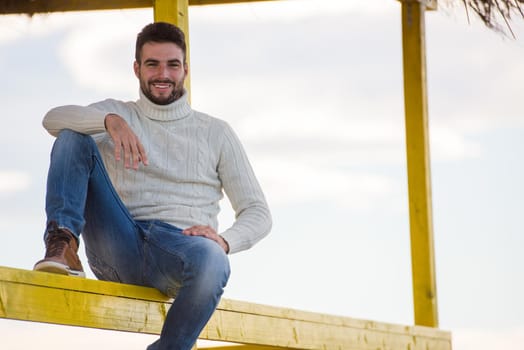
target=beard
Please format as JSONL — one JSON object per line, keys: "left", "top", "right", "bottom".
{"left": 139, "top": 78, "right": 185, "bottom": 105}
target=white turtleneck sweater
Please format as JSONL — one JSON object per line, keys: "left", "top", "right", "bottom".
{"left": 42, "top": 90, "right": 271, "bottom": 254}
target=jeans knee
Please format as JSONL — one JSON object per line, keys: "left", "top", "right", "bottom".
{"left": 57, "top": 128, "right": 85, "bottom": 140}
{"left": 187, "top": 239, "right": 230, "bottom": 290}
{"left": 52, "top": 129, "right": 97, "bottom": 160}
{"left": 146, "top": 235, "right": 231, "bottom": 299}
{"left": 55, "top": 129, "right": 94, "bottom": 149}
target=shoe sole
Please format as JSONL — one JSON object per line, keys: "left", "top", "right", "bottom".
{"left": 34, "top": 261, "right": 86, "bottom": 278}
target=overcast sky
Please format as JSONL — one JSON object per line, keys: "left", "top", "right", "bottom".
{"left": 1, "top": 0, "right": 523, "bottom": 349}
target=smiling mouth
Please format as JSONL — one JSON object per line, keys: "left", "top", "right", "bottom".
{"left": 152, "top": 82, "right": 173, "bottom": 89}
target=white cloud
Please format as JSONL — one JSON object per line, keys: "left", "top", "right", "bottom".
{"left": 0, "top": 171, "right": 31, "bottom": 194}
{"left": 0, "top": 10, "right": 150, "bottom": 97}
{"left": 57, "top": 10, "right": 149, "bottom": 96}
{"left": 255, "top": 157, "right": 394, "bottom": 209}
{"left": 0, "top": 14, "right": 72, "bottom": 45}
{"left": 430, "top": 125, "right": 482, "bottom": 161}
{"left": 190, "top": 0, "right": 396, "bottom": 22}
{"left": 9, "top": 1, "right": 514, "bottom": 168}
{"left": 427, "top": 7, "right": 524, "bottom": 134}
{"left": 193, "top": 76, "right": 407, "bottom": 166}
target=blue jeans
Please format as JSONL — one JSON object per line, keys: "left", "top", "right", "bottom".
{"left": 45, "top": 129, "right": 230, "bottom": 350}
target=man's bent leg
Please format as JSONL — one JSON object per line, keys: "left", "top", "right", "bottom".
{"left": 82, "top": 168, "right": 145, "bottom": 285}
{"left": 142, "top": 222, "right": 230, "bottom": 350}
{"left": 36, "top": 129, "right": 143, "bottom": 283}
{"left": 44, "top": 129, "right": 96, "bottom": 238}
{"left": 35, "top": 129, "right": 96, "bottom": 276}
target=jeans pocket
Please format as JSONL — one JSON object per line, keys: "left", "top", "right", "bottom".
{"left": 87, "top": 252, "right": 121, "bottom": 282}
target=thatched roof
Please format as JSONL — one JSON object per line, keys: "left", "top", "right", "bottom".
{"left": 462, "top": 0, "right": 524, "bottom": 37}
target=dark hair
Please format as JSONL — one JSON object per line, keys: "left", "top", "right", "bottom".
{"left": 135, "top": 22, "right": 187, "bottom": 63}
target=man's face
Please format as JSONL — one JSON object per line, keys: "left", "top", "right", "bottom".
{"left": 134, "top": 42, "right": 188, "bottom": 105}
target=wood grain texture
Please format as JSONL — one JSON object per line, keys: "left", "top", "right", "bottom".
{"left": 0, "top": 266, "right": 451, "bottom": 349}
{"left": 0, "top": 0, "right": 279, "bottom": 15}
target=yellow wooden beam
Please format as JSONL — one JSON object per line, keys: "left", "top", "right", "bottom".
{"left": 0, "top": 0, "right": 279, "bottom": 15}
{"left": 400, "top": 0, "right": 439, "bottom": 327}
{"left": 395, "top": 0, "right": 438, "bottom": 11}
{"left": 153, "top": 0, "right": 191, "bottom": 97}
{"left": 154, "top": 0, "right": 188, "bottom": 30}
{"left": 0, "top": 266, "right": 451, "bottom": 350}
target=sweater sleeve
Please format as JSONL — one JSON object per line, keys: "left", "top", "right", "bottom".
{"left": 217, "top": 122, "right": 272, "bottom": 254}
{"left": 42, "top": 99, "right": 126, "bottom": 137}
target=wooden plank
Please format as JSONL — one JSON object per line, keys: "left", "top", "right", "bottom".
{"left": 0, "top": 266, "right": 451, "bottom": 350}
{"left": 0, "top": 0, "right": 278, "bottom": 15}
{"left": 0, "top": 266, "right": 169, "bottom": 333}
{"left": 400, "top": 0, "right": 439, "bottom": 327}
{"left": 154, "top": 0, "right": 189, "bottom": 29}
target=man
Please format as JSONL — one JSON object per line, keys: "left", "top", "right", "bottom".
{"left": 33, "top": 22, "right": 272, "bottom": 350}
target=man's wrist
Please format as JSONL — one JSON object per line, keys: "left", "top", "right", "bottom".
{"left": 104, "top": 113, "right": 120, "bottom": 130}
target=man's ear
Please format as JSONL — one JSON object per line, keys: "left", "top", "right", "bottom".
{"left": 133, "top": 61, "right": 140, "bottom": 78}
{"left": 184, "top": 62, "right": 189, "bottom": 76}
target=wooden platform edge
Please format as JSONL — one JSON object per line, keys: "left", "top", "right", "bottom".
{"left": 0, "top": 266, "right": 452, "bottom": 350}
{"left": 0, "top": 0, "right": 279, "bottom": 15}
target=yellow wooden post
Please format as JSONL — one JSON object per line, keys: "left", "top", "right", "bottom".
{"left": 400, "top": 0, "right": 439, "bottom": 327}
{"left": 153, "top": 0, "right": 191, "bottom": 97}
{"left": 153, "top": 0, "right": 192, "bottom": 344}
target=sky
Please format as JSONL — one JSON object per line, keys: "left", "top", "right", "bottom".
{"left": 0, "top": 0, "right": 523, "bottom": 349}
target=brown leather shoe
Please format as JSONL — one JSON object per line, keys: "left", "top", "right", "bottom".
{"left": 34, "top": 226, "right": 85, "bottom": 278}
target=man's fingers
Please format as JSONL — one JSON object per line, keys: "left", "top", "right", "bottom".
{"left": 114, "top": 136, "right": 146, "bottom": 170}
{"left": 182, "top": 225, "right": 228, "bottom": 253}
{"left": 137, "top": 141, "right": 149, "bottom": 166}
{"left": 105, "top": 113, "right": 148, "bottom": 169}
{"left": 131, "top": 139, "right": 147, "bottom": 169}
{"left": 122, "top": 140, "right": 132, "bottom": 168}
{"left": 113, "top": 136, "right": 122, "bottom": 161}
{"left": 183, "top": 225, "right": 216, "bottom": 238}
{"left": 129, "top": 140, "right": 140, "bottom": 170}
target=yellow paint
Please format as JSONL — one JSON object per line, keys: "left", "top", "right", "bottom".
{"left": 1, "top": 266, "right": 451, "bottom": 349}
{"left": 400, "top": 0, "right": 439, "bottom": 327}
{"left": 154, "top": 0, "right": 189, "bottom": 32}
{"left": 0, "top": 0, "right": 278, "bottom": 15}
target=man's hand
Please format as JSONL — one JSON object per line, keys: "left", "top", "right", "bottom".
{"left": 182, "top": 225, "right": 230, "bottom": 253}
{"left": 105, "top": 114, "right": 148, "bottom": 170}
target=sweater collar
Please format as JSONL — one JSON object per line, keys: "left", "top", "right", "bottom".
{"left": 136, "top": 89, "right": 192, "bottom": 121}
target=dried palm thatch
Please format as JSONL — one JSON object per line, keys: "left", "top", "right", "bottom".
{"left": 462, "top": 0, "right": 524, "bottom": 37}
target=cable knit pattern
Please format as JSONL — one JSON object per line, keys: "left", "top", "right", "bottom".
{"left": 42, "top": 90, "right": 272, "bottom": 254}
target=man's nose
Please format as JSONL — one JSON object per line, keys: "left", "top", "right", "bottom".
{"left": 158, "top": 64, "right": 169, "bottom": 78}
